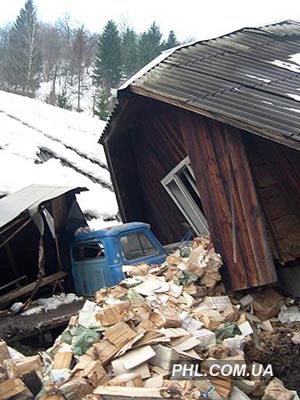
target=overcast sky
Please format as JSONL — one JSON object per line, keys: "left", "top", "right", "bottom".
{"left": 1, "top": 0, "right": 300, "bottom": 41}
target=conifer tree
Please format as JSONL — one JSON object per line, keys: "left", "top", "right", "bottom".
{"left": 72, "top": 26, "right": 88, "bottom": 111}
{"left": 137, "top": 22, "right": 162, "bottom": 68}
{"left": 94, "top": 87, "right": 111, "bottom": 120}
{"left": 163, "top": 30, "right": 179, "bottom": 50}
{"left": 4, "top": 0, "right": 42, "bottom": 96}
{"left": 93, "top": 20, "right": 121, "bottom": 89}
{"left": 121, "top": 28, "right": 138, "bottom": 79}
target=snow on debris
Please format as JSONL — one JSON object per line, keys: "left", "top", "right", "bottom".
{"left": 287, "top": 93, "right": 300, "bottom": 102}
{"left": 16, "top": 293, "right": 83, "bottom": 316}
{"left": 284, "top": 107, "right": 300, "bottom": 114}
{"left": 289, "top": 52, "right": 300, "bottom": 66}
{"left": 0, "top": 90, "right": 119, "bottom": 227}
{"left": 271, "top": 59, "right": 300, "bottom": 73}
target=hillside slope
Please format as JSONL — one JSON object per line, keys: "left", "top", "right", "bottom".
{"left": 0, "top": 90, "right": 118, "bottom": 229}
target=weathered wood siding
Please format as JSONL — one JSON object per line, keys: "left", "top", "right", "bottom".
{"left": 131, "top": 102, "right": 189, "bottom": 243}
{"left": 106, "top": 100, "right": 188, "bottom": 244}
{"left": 244, "top": 135, "right": 300, "bottom": 263}
{"left": 178, "top": 111, "right": 277, "bottom": 290}
{"left": 105, "top": 124, "right": 148, "bottom": 224}
{"left": 105, "top": 98, "right": 300, "bottom": 290}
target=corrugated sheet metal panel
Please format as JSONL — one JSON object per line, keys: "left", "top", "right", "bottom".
{"left": 128, "top": 20, "right": 300, "bottom": 146}
{"left": 0, "top": 184, "right": 86, "bottom": 229}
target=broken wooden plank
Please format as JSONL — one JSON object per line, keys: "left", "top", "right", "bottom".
{"left": 93, "top": 386, "right": 178, "bottom": 399}
{"left": 107, "top": 373, "right": 143, "bottom": 388}
{"left": 60, "top": 377, "right": 94, "bottom": 400}
{"left": 104, "top": 322, "right": 137, "bottom": 348}
{"left": 0, "top": 341, "right": 10, "bottom": 364}
{"left": 96, "top": 302, "right": 131, "bottom": 326}
{"left": 5, "top": 355, "right": 41, "bottom": 378}
{"left": 93, "top": 340, "right": 118, "bottom": 364}
{"left": 53, "top": 351, "right": 73, "bottom": 370}
{"left": 73, "top": 361, "right": 109, "bottom": 387}
{"left": 0, "top": 378, "right": 32, "bottom": 400}
{"left": 0, "top": 271, "right": 66, "bottom": 309}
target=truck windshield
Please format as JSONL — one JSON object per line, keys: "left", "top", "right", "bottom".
{"left": 72, "top": 241, "right": 105, "bottom": 261}
{"left": 120, "top": 232, "right": 157, "bottom": 261}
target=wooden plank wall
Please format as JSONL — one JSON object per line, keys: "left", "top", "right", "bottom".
{"left": 178, "top": 110, "right": 277, "bottom": 290}
{"left": 106, "top": 96, "right": 292, "bottom": 289}
{"left": 244, "top": 135, "right": 300, "bottom": 263}
{"left": 106, "top": 100, "right": 188, "bottom": 244}
{"left": 131, "top": 101, "right": 189, "bottom": 244}
{"left": 106, "top": 127, "right": 149, "bottom": 223}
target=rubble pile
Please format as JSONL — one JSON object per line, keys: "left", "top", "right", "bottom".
{"left": 1, "top": 237, "right": 300, "bottom": 399}
{"left": 0, "top": 340, "right": 44, "bottom": 399}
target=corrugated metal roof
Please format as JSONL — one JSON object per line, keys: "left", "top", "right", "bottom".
{"left": 0, "top": 184, "right": 86, "bottom": 230}
{"left": 102, "top": 20, "right": 300, "bottom": 147}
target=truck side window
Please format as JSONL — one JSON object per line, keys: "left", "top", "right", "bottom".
{"left": 73, "top": 242, "right": 105, "bottom": 261}
{"left": 120, "top": 232, "right": 157, "bottom": 261}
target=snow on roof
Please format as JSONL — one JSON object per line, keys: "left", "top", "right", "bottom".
{"left": 0, "top": 91, "right": 118, "bottom": 226}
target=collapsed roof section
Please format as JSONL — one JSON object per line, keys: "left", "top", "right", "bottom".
{"left": 100, "top": 20, "right": 300, "bottom": 291}
{"left": 102, "top": 20, "right": 300, "bottom": 150}
{"left": 0, "top": 184, "right": 86, "bottom": 233}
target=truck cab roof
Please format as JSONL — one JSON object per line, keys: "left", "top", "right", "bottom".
{"left": 73, "top": 222, "right": 151, "bottom": 242}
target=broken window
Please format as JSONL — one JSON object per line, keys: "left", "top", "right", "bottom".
{"left": 72, "top": 241, "right": 105, "bottom": 261}
{"left": 161, "top": 156, "right": 208, "bottom": 236}
{"left": 120, "top": 232, "right": 157, "bottom": 260}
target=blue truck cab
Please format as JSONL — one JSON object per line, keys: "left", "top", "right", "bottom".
{"left": 70, "top": 222, "right": 167, "bottom": 295}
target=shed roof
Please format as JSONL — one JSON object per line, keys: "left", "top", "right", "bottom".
{"left": 102, "top": 20, "right": 300, "bottom": 149}
{"left": 0, "top": 184, "right": 85, "bottom": 230}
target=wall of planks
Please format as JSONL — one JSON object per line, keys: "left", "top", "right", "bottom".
{"left": 105, "top": 96, "right": 300, "bottom": 290}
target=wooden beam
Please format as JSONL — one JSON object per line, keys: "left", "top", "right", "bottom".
{"left": 0, "top": 218, "right": 31, "bottom": 250}
{"left": 130, "top": 86, "right": 300, "bottom": 152}
{"left": 0, "top": 271, "right": 66, "bottom": 309}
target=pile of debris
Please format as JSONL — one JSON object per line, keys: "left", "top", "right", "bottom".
{"left": 0, "top": 339, "right": 44, "bottom": 399}
{"left": 2, "top": 236, "right": 300, "bottom": 399}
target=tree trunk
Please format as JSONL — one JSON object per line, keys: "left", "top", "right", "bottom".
{"left": 77, "top": 68, "right": 81, "bottom": 111}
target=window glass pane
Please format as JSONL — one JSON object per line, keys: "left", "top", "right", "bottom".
{"left": 73, "top": 242, "right": 105, "bottom": 261}
{"left": 120, "top": 234, "right": 143, "bottom": 260}
{"left": 179, "top": 169, "right": 205, "bottom": 214}
{"left": 161, "top": 156, "right": 208, "bottom": 236}
{"left": 139, "top": 233, "right": 157, "bottom": 256}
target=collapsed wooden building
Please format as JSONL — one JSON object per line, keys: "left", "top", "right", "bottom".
{"left": 0, "top": 185, "right": 86, "bottom": 309}
{"left": 101, "top": 20, "right": 300, "bottom": 291}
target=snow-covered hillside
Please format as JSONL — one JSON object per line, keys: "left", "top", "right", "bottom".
{"left": 36, "top": 75, "right": 96, "bottom": 117}
{"left": 0, "top": 90, "right": 118, "bottom": 229}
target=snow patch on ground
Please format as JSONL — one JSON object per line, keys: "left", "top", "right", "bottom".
{"left": 36, "top": 74, "right": 96, "bottom": 117}
{"left": 20, "top": 293, "right": 82, "bottom": 316}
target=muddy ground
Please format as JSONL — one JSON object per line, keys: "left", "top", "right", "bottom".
{"left": 245, "top": 322, "right": 300, "bottom": 393}
{"left": 0, "top": 300, "right": 85, "bottom": 348}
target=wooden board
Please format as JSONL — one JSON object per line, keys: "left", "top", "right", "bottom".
{"left": 93, "top": 386, "right": 177, "bottom": 399}
{"left": 0, "top": 271, "right": 66, "bottom": 309}
{"left": 180, "top": 112, "right": 277, "bottom": 289}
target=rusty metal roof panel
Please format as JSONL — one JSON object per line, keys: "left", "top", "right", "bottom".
{"left": 126, "top": 20, "right": 300, "bottom": 146}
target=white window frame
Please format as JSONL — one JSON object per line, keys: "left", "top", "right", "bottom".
{"left": 161, "top": 156, "right": 208, "bottom": 236}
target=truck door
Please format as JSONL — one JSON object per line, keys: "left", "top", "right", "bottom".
{"left": 71, "top": 239, "right": 111, "bottom": 295}
{"left": 119, "top": 230, "right": 166, "bottom": 265}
